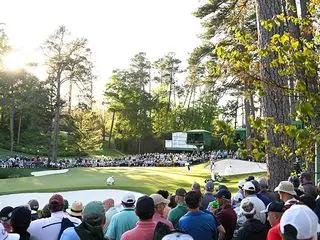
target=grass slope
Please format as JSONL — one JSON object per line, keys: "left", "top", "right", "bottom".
{"left": 0, "top": 163, "right": 266, "bottom": 195}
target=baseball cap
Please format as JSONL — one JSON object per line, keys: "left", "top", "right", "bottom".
{"left": 150, "top": 194, "right": 170, "bottom": 205}
{"left": 216, "top": 185, "right": 228, "bottom": 192}
{"left": 280, "top": 204, "right": 318, "bottom": 239}
{"left": 274, "top": 181, "right": 296, "bottom": 196}
{"left": 233, "top": 193, "right": 243, "bottom": 202}
{"left": 210, "top": 200, "right": 219, "bottom": 208}
{"left": 0, "top": 223, "right": 19, "bottom": 240}
{"left": 214, "top": 189, "right": 231, "bottom": 200}
{"left": 243, "top": 182, "right": 256, "bottom": 192}
{"left": 122, "top": 193, "right": 136, "bottom": 204}
{"left": 28, "top": 199, "right": 39, "bottom": 212}
{"left": 175, "top": 188, "right": 187, "bottom": 197}
{"left": 0, "top": 206, "right": 14, "bottom": 221}
{"left": 83, "top": 201, "right": 105, "bottom": 218}
{"left": 246, "top": 175, "right": 255, "bottom": 181}
{"left": 191, "top": 182, "right": 201, "bottom": 191}
{"left": 162, "top": 232, "right": 194, "bottom": 240}
{"left": 66, "top": 201, "right": 84, "bottom": 217}
{"left": 135, "top": 196, "right": 155, "bottom": 213}
{"left": 205, "top": 181, "right": 214, "bottom": 191}
{"left": 49, "top": 194, "right": 64, "bottom": 205}
{"left": 11, "top": 206, "right": 31, "bottom": 229}
{"left": 261, "top": 201, "right": 284, "bottom": 213}
{"left": 238, "top": 180, "right": 245, "bottom": 188}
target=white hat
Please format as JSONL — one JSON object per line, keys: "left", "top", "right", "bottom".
{"left": 162, "top": 232, "right": 194, "bottom": 240}
{"left": 233, "top": 193, "right": 243, "bottom": 202}
{"left": 150, "top": 194, "right": 170, "bottom": 205}
{"left": 0, "top": 223, "right": 19, "bottom": 240}
{"left": 274, "top": 181, "right": 296, "bottom": 196}
{"left": 243, "top": 182, "right": 256, "bottom": 191}
{"left": 238, "top": 180, "right": 245, "bottom": 188}
{"left": 121, "top": 193, "right": 136, "bottom": 204}
{"left": 280, "top": 205, "right": 318, "bottom": 239}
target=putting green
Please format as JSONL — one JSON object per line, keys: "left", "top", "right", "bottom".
{"left": 0, "top": 163, "right": 266, "bottom": 195}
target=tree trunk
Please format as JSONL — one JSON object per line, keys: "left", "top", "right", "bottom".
{"left": 52, "top": 72, "right": 62, "bottom": 162}
{"left": 17, "top": 114, "right": 22, "bottom": 145}
{"left": 68, "top": 79, "right": 72, "bottom": 115}
{"left": 9, "top": 96, "right": 14, "bottom": 154}
{"left": 256, "top": 0, "right": 292, "bottom": 189}
{"left": 165, "top": 69, "right": 173, "bottom": 132}
{"left": 108, "top": 111, "right": 115, "bottom": 148}
{"left": 244, "top": 80, "right": 252, "bottom": 151}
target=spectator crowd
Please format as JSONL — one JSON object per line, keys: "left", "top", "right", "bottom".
{"left": 0, "top": 171, "right": 320, "bottom": 240}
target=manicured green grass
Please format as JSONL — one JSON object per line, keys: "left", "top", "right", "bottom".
{"left": 0, "top": 162, "right": 266, "bottom": 195}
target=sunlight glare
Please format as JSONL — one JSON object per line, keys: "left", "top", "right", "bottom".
{"left": 2, "top": 52, "right": 25, "bottom": 70}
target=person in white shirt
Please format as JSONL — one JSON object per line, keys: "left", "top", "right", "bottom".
{"left": 240, "top": 182, "right": 266, "bottom": 224}
{"left": 28, "top": 194, "right": 81, "bottom": 240}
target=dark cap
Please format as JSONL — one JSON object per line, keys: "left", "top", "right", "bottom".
{"left": 11, "top": 206, "right": 31, "bottom": 229}
{"left": 0, "top": 206, "right": 14, "bottom": 221}
{"left": 175, "top": 188, "right": 187, "bottom": 197}
{"left": 214, "top": 189, "right": 231, "bottom": 200}
{"left": 49, "top": 194, "right": 64, "bottom": 205}
{"left": 28, "top": 199, "right": 39, "bottom": 211}
{"left": 216, "top": 185, "right": 228, "bottom": 192}
{"left": 136, "top": 196, "right": 155, "bottom": 214}
{"left": 205, "top": 181, "right": 214, "bottom": 191}
{"left": 246, "top": 175, "right": 255, "bottom": 181}
{"left": 261, "top": 201, "right": 284, "bottom": 213}
{"left": 300, "top": 172, "right": 312, "bottom": 181}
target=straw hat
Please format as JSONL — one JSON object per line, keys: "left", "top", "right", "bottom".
{"left": 66, "top": 201, "right": 83, "bottom": 217}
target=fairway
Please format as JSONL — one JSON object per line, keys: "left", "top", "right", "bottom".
{"left": 0, "top": 163, "right": 266, "bottom": 195}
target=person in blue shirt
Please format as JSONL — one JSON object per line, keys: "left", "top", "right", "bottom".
{"left": 179, "top": 191, "right": 217, "bottom": 240}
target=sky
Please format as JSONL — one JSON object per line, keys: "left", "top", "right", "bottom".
{"left": 0, "top": 0, "right": 203, "bottom": 103}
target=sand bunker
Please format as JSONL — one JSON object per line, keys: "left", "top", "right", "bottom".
{"left": 31, "top": 169, "right": 69, "bottom": 177}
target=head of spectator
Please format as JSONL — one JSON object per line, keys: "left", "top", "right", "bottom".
{"left": 162, "top": 232, "right": 194, "bottom": 240}
{"left": 274, "top": 181, "right": 296, "bottom": 202}
{"left": 185, "top": 191, "right": 201, "bottom": 210}
{"left": 215, "top": 184, "right": 228, "bottom": 192}
{"left": 66, "top": 201, "right": 83, "bottom": 219}
{"left": 40, "top": 204, "right": 51, "bottom": 218}
{"left": 48, "top": 194, "right": 64, "bottom": 213}
{"left": 0, "top": 223, "right": 19, "bottom": 240}
{"left": 251, "top": 180, "right": 261, "bottom": 193}
{"left": 135, "top": 196, "right": 155, "bottom": 221}
{"left": 205, "top": 181, "right": 214, "bottom": 193}
{"left": 10, "top": 206, "right": 31, "bottom": 238}
{"left": 238, "top": 180, "right": 245, "bottom": 190}
{"left": 280, "top": 204, "right": 318, "bottom": 240}
{"left": 0, "top": 206, "right": 14, "bottom": 232}
{"left": 233, "top": 192, "right": 243, "bottom": 208}
{"left": 150, "top": 193, "right": 170, "bottom": 217}
{"left": 28, "top": 199, "right": 39, "bottom": 214}
{"left": 243, "top": 181, "right": 256, "bottom": 197}
{"left": 214, "top": 189, "right": 231, "bottom": 207}
{"left": 298, "top": 195, "right": 316, "bottom": 210}
{"left": 257, "top": 177, "right": 268, "bottom": 191}
{"left": 168, "top": 195, "right": 177, "bottom": 209}
{"left": 121, "top": 193, "right": 136, "bottom": 208}
{"left": 63, "top": 199, "right": 69, "bottom": 212}
{"left": 246, "top": 175, "right": 255, "bottom": 182}
{"left": 240, "top": 199, "right": 256, "bottom": 220}
{"left": 82, "top": 201, "right": 106, "bottom": 227}
{"left": 175, "top": 188, "right": 187, "bottom": 205}
{"left": 102, "top": 198, "right": 115, "bottom": 211}
{"left": 191, "top": 182, "right": 201, "bottom": 192}
{"left": 288, "top": 176, "right": 300, "bottom": 189}
{"left": 261, "top": 201, "right": 284, "bottom": 227}
{"left": 299, "top": 172, "right": 312, "bottom": 185}
{"left": 157, "top": 190, "right": 169, "bottom": 200}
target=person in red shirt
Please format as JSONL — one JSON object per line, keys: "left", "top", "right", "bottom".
{"left": 262, "top": 201, "right": 284, "bottom": 240}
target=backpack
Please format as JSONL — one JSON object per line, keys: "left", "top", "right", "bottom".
{"left": 57, "top": 217, "right": 75, "bottom": 239}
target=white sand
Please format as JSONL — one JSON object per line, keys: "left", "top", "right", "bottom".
{"left": 0, "top": 189, "right": 144, "bottom": 210}
{"left": 31, "top": 169, "right": 69, "bottom": 177}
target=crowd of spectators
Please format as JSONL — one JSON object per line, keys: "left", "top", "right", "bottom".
{"left": 0, "top": 171, "right": 320, "bottom": 240}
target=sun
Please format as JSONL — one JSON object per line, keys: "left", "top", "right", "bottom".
{"left": 2, "top": 51, "right": 26, "bottom": 70}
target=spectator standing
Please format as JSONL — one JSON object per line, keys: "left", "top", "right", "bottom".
{"left": 102, "top": 199, "right": 118, "bottom": 234}
{"left": 191, "top": 182, "right": 201, "bottom": 193}
{"left": 150, "top": 194, "right": 173, "bottom": 230}
{"left": 179, "top": 191, "right": 217, "bottom": 240}
{"left": 214, "top": 189, "right": 237, "bottom": 240}
{"left": 274, "top": 181, "right": 300, "bottom": 210}
{"left": 241, "top": 182, "right": 266, "bottom": 224}
{"left": 106, "top": 193, "right": 138, "bottom": 240}
{"left": 231, "top": 181, "right": 245, "bottom": 207}
{"left": 251, "top": 180, "right": 271, "bottom": 206}
{"left": 258, "top": 177, "right": 279, "bottom": 202}
{"left": 60, "top": 201, "right": 105, "bottom": 240}
{"left": 288, "top": 176, "right": 304, "bottom": 197}
{"left": 168, "top": 188, "right": 188, "bottom": 229}
{"left": 28, "top": 194, "right": 81, "bottom": 240}
{"left": 234, "top": 199, "right": 268, "bottom": 240}
{"left": 10, "top": 206, "right": 32, "bottom": 240}
{"left": 201, "top": 181, "right": 215, "bottom": 209}
{"left": 28, "top": 200, "right": 39, "bottom": 221}
{"left": 66, "top": 201, "right": 83, "bottom": 220}
{"left": 299, "top": 172, "right": 317, "bottom": 200}
{"left": 121, "top": 196, "right": 156, "bottom": 240}
{"left": 157, "top": 190, "right": 171, "bottom": 219}
{"left": 262, "top": 201, "right": 284, "bottom": 240}
{"left": 0, "top": 206, "right": 14, "bottom": 232}
{"left": 0, "top": 223, "right": 19, "bottom": 240}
